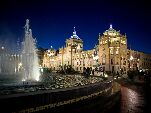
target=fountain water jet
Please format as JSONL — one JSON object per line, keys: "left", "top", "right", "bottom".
{"left": 22, "top": 19, "right": 40, "bottom": 81}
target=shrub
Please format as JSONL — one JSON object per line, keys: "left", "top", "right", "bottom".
{"left": 127, "top": 70, "right": 137, "bottom": 80}
{"left": 105, "top": 71, "right": 111, "bottom": 76}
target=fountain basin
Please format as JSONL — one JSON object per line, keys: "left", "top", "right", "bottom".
{"left": 0, "top": 76, "right": 113, "bottom": 113}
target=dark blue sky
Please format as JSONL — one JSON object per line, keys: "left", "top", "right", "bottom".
{"left": 0, "top": 0, "right": 151, "bottom": 53}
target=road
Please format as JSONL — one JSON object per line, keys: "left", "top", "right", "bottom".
{"left": 120, "top": 84, "right": 144, "bottom": 113}
{"left": 112, "top": 78, "right": 151, "bottom": 113}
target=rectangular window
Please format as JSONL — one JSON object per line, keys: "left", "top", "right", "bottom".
{"left": 110, "top": 49, "right": 113, "bottom": 54}
{"left": 123, "top": 61, "right": 126, "bottom": 65}
{"left": 77, "top": 67, "right": 78, "bottom": 71}
{"left": 116, "top": 49, "right": 119, "bottom": 54}
{"left": 102, "top": 54, "right": 106, "bottom": 64}
{"left": 102, "top": 57, "right": 106, "bottom": 65}
{"left": 111, "top": 59, "right": 113, "bottom": 64}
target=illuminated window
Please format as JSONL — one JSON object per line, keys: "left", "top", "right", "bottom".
{"left": 111, "top": 59, "right": 113, "bottom": 64}
{"left": 105, "top": 40, "right": 107, "bottom": 43}
{"left": 116, "top": 49, "right": 119, "bottom": 54}
{"left": 102, "top": 54, "right": 106, "bottom": 65}
{"left": 77, "top": 67, "right": 78, "bottom": 71}
{"left": 121, "top": 40, "right": 126, "bottom": 44}
{"left": 102, "top": 47, "right": 105, "bottom": 51}
{"left": 110, "top": 48, "right": 113, "bottom": 54}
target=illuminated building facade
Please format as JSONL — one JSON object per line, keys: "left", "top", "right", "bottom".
{"left": 42, "top": 25, "right": 151, "bottom": 74}
{"left": 43, "top": 27, "right": 96, "bottom": 72}
{"left": 98, "top": 24, "right": 127, "bottom": 74}
{"left": 127, "top": 50, "right": 151, "bottom": 71}
{"left": 0, "top": 46, "right": 22, "bottom": 74}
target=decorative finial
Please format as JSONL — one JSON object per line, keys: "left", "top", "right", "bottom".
{"left": 110, "top": 24, "right": 113, "bottom": 29}
{"left": 51, "top": 46, "right": 53, "bottom": 48}
{"left": 70, "top": 26, "right": 80, "bottom": 39}
{"left": 73, "top": 26, "right": 76, "bottom": 35}
{"left": 125, "top": 33, "right": 127, "bottom": 37}
{"left": 74, "top": 26, "right": 76, "bottom": 32}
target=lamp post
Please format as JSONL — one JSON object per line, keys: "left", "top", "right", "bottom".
{"left": 130, "top": 55, "right": 134, "bottom": 70}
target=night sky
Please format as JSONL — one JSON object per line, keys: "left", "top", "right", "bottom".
{"left": 0, "top": 0, "right": 151, "bottom": 53}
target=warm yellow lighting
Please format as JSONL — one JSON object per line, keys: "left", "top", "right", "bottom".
{"left": 130, "top": 56, "right": 133, "bottom": 60}
{"left": 104, "top": 74, "right": 108, "bottom": 78}
{"left": 110, "top": 48, "right": 113, "bottom": 54}
{"left": 116, "top": 49, "right": 119, "bottom": 54}
{"left": 93, "top": 56, "right": 99, "bottom": 60}
{"left": 18, "top": 62, "right": 22, "bottom": 67}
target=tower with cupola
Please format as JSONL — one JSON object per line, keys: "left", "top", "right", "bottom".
{"left": 64, "top": 27, "right": 83, "bottom": 67}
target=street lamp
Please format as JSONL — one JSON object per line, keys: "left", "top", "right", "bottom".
{"left": 129, "top": 55, "right": 134, "bottom": 70}
{"left": 1, "top": 46, "right": 4, "bottom": 50}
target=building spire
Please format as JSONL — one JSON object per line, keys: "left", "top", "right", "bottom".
{"left": 70, "top": 26, "right": 80, "bottom": 39}
{"left": 74, "top": 26, "right": 76, "bottom": 32}
{"left": 99, "top": 33, "right": 101, "bottom": 37}
{"left": 110, "top": 24, "right": 113, "bottom": 29}
{"left": 73, "top": 26, "right": 76, "bottom": 35}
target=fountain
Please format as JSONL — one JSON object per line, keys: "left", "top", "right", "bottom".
{"left": 22, "top": 19, "right": 40, "bottom": 81}
{"left": 0, "top": 19, "right": 114, "bottom": 113}
{"left": 0, "top": 19, "right": 40, "bottom": 86}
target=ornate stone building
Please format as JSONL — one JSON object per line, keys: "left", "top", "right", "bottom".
{"left": 42, "top": 25, "right": 151, "bottom": 74}
{"left": 127, "top": 50, "right": 151, "bottom": 71}
{"left": 98, "top": 25, "right": 127, "bottom": 74}
{"left": 43, "top": 27, "right": 96, "bottom": 72}
{"left": 0, "top": 46, "right": 22, "bottom": 74}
